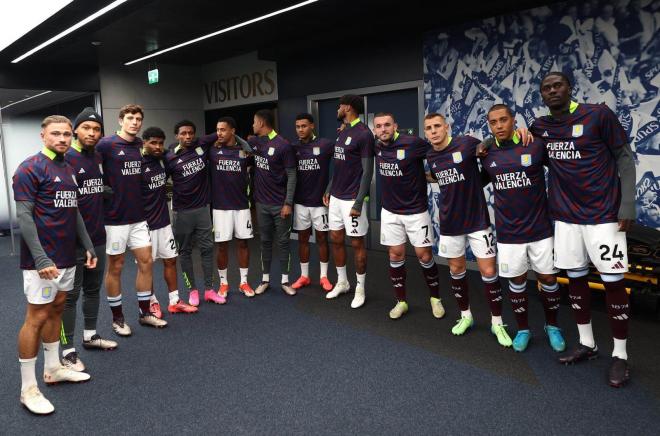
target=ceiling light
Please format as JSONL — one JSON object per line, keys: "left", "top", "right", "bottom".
{"left": 124, "top": 0, "right": 318, "bottom": 66}
{"left": 0, "top": 1, "right": 73, "bottom": 53}
{"left": 12, "top": 0, "right": 128, "bottom": 63}
{"left": 0, "top": 90, "right": 52, "bottom": 111}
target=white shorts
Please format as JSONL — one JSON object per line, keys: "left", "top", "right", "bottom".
{"left": 497, "top": 237, "right": 558, "bottom": 278}
{"left": 150, "top": 225, "right": 177, "bottom": 260}
{"left": 294, "top": 204, "right": 329, "bottom": 232}
{"left": 23, "top": 267, "right": 76, "bottom": 304}
{"left": 380, "top": 209, "right": 433, "bottom": 247}
{"left": 105, "top": 221, "right": 151, "bottom": 255}
{"left": 554, "top": 221, "right": 628, "bottom": 273}
{"left": 213, "top": 209, "right": 254, "bottom": 242}
{"left": 328, "top": 196, "right": 368, "bottom": 237}
{"left": 438, "top": 228, "right": 496, "bottom": 259}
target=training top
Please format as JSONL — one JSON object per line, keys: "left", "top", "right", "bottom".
{"left": 65, "top": 141, "right": 106, "bottom": 246}
{"left": 13, "top": 149, "right": 79, "bottom": 269}
{"left": 375, "top": 132, "right": 429, "bottom": 215}
{"left": 426, "top": 135, "right": 490, "bottom": 236}
{"left": 530, "top": 102, "right": 628, "bottom": 224}
{"left": 165, "top": 133, "right": 217, "bottom": 211}
{"left": 331, "top": 119, "right": 375, "bottom": 200}
{"left": 141, "top": 153, "right": 170, "bottom": 231}
{"left": 208, "top": 143, "right": 253, "bottom": 211}
{"left": 96, "top": 134, "right": 145, "bottom": 225}
{"left": 293, "top": 136, "right": 334, "bottom": 207}
{"left": 247, "top": 130, "right": 296, "bottom": 206}
{"left": 481, "top": 135, "right": 553, "bottom": 244}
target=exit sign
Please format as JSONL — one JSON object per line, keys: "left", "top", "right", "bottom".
{"left": 148, "top": 68, "right": 159, "bottom": 85}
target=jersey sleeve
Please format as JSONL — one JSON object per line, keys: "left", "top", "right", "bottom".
{"left": 599, "top": 104, "right": 629, "bottom": 152}
{"left": 283, "top": 143, "right": 297, "bottom": 168}
{"left": 12, "top": 163, "right": 39, "bottom": 202}
{"left": 413, "top": 137, "right": 430, "bottom": 158}
{"left": 198, "top": 133, "right": 219, "bottom": 150}
{"left": 360, "top": 131, "right": 375, "bottom": 158}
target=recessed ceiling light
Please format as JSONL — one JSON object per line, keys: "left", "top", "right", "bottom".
{"left": 0, "top": 90, "right": 52, "bottom": 111}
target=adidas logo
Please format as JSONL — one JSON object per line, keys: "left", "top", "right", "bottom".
{"left": 393, "top": 283, "right": 403, "bottom": 288}
{"left": 177, "top": 159, "right": 183, "bottom": 164}
{"left": 454, "top": 293, "right": 462, "bottom": 298}
{"left": 78, "top": 168, "right": 85, "bottom": 174}
{"left": 350, "top": 229, "right": 358, "bottom": 235}
{"left": 612, "top": 261, "right": 625, "bottom": 270}
{"left": 54, "top": 176, "right": 61, "bottom": 182}
{"left": 118, "top": 150, "right": 125, "bottom": 156}
{"left": 489, "top": 161, "right": 497, "bottom": 167}
{"left": 493, "top": 296, "right": 503, "bottom": 302}
{"left": 486, "top": 248, "right": 495, "bottom": 255}
{"left": 89, "top": 115, "right": 96, "bottom": 118}
{"left": 542, "top": 131, "right": 549, "bottom": 137}
{"left": 429, "top": 281, "right": 438, "bottom": 287}
{"left": 612, "top": 314, "right": 628, "bottom": 320}
{"left": 513, "top": 307, "right": 526, "bottom": 313}
{"left": 422, "top": 238, "right": 430, "bottom": 244}
{"left": 571, "top": 303, "right": 581, "bottom": 310}
{"left": 145, "top": 167, "right": 151, "bottom": 172}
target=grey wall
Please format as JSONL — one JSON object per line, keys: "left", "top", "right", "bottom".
{"left": 99, "top": 63, "right": 205, "bottom": 141}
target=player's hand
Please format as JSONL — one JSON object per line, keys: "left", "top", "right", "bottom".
{"left": 618, "top": 219, "right": 633, "bottom": 232}
{"left": 281, "top": 204, "right": 292, "bottom": 219}
{"left": 350, "top": 208, "right": 361, "bottom": 217}
{"left": 323, "top": 193, "right": 330, "bottom": 207}
{"left": 38, "top": 265, "right": 59, "bottom": 280}
{"left": 476, "top": 142, "right": 489, "bottom": 157}
{"left": 85, "top": 251, "right": 97, "bottom": 269}
{"left": 516, "top": 127, "right": 534, "bottom": 146}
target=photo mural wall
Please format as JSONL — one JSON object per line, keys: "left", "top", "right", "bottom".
{"left": 423, "top": 0, "right": 660, "bottom": 256}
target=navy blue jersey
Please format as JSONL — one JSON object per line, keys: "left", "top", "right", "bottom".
{"left": 331, "top": 120, "right": 375, "bottom": 200}
{"left": 247, "top": 131, "right": 296, "bottom": 206}
{"left": 293, "top": 136, "right": 333, "bottom": 207}
{"left": 209, "top": 144, "right": 252, "bottom": 210}
{"left": 426, "top": 136, "right": 490, "bottom": 236}
{"left": 141, "top": 154, "right": 170, "bottom": 230}
{"left": 375, "top": 133, "right": 429, "bottom": 215}
{"left": 530, "top": 102, "right": 628, "bottom": 224}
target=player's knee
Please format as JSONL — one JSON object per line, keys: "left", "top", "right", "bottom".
{"left": 535, "top": 274, "right": 555, "bottom": 286}
{"left": 108, "top": 257, "right": 125, "bottom": 274}
{"left": 566, "top": 267, "right": 589, "bottom": 278}
{"left": 163, "top": 257, "right": 177, "bottom": 267}
{"left": 237, "top": 239, "right": 248, "bottom": 249}
{"left": 137, "top": 255, "right": 153, "bottom": 270}
{"left": 315, "top": 231, "right": 328, "bottom": 244}
{"left": 330, "top": 231, "right": 344, "bottom": 245}
{"left": 418, "top": 250, "right": 433, "bottom": 264}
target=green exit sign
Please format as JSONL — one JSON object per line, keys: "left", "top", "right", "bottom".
{"left": 148, "top": 68, "right": 159, "bottom": 85}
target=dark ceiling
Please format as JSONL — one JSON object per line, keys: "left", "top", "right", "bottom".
{"left": 0, "top": 0, "right": 564, "bottom": 78}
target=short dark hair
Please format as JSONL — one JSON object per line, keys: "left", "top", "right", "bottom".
{"left": 541, "top": 71, "right": 572, "bottom": 88}
{"left": 373, "top": 112, "right": 396, "bottom": 122}
{"left": 142, "top": 126, "right": 165, "bottom": 141}
{"left": 255, "top": 109, "right": 275, "bottom": 128}
{"left": 118, "top": 104, "right": 144, "bottom": 119}
{"left": 174, "top": 119, "right": 196, "bottom": 135}
{"left": 217, "top": 116, "right": 237, "bottom": 130}
{"left": 295, "top": 113, "right": 314, "bottom": 123}
{"left": 424, "top": 112, "right": 446, "bottom": 122}
{"left": 487, "top": 104, "right": 514, "bottom": 118}
{"left": 339, "top": 94, "right": 364, "bottom": 114}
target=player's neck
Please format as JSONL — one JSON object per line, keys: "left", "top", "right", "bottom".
{"left": 300, "top": 135, "right": 314, "bottom": 144}
{"left": 432, "top": 136, "right": 450, "bottom": 151}
{"left": 344, "top": 114, "right": 358, "bottom": 125}
{"left": 118, "top": 130, "right": 136, "bottom": 142}
{"left": 549, "top": 102, "right": 571, "bottom": 118}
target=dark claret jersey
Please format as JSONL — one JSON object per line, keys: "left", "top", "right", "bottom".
{"left": 481, "top": 136, "right": 553, "bottom": 244}
{"left": 141, "top": 154, "right": 170, "bottom": 231}
{"left": 247, "top": 130, "right": 296, "bottom": 206}
{"left": 530, "top": 102, "right": 628, "bottom": 224}
{"left": 293, "top": 136, "right": 334, "bottom": 207}
{"left": 165, "top": 133, "right": 217, "bottom": 211}
{"left": 376, "top": 132, "right": 429, "bottom": 215}
{"left": 330, "top": 119, "right": 375, "bottom": 200}
{"left": 208, "top": 144, "right": 253, "bottom": 210}
{"left": 13, "top": 149, "right": 79, "bottom": 269}
{"left": 65, "top": 141, "right": 106, "bottom": 246}
{"left": 96, "top": 134, "right": 145, "bottom": 225}
{"left": 426, "top": 135, "right": 490, "bottom": 236}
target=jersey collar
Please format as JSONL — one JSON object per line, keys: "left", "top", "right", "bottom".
{"left": 495, "top": 131, "right": 520, "bottom": 147}
{"left": 349, "top": 118, "right": 360, "bottom": 127}
{"left": 41, "top": 147, "right": 57, "bottom": 160}
{"left": 549, "top": 101, "right": 579, "bottom": 117}
{"left": 267, "top": 130, "right": 278, "bottom": 141}
{"left": 70, "top": 139, "right": 83, "bottom": 153}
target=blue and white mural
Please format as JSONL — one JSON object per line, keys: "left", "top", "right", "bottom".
{"left": 423, "top": 0, "right": 660, "bottom": 256}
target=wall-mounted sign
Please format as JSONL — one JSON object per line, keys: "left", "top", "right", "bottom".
{"left": 147, "top": 68, "right": 159, "bottom": 85}
{"left": 202, "top": 51, "right": 277, "bottom": 110}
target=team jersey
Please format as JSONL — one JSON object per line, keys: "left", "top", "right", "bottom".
{"left": 481, "top": 135, "right": 553, "bottom": 244}
{"left": 65, "top": 141, "right": 106, "bottom": 246}
{"left": 376, "top": 132, "right": 429, "bottom": 215}
{"left": 247, "top": 130, "right": 296, "bottom": 206}
{"left": 96, "top": 134, "right": 145, "bottom": 225}
{"left": 331, "top": 119, "right": 375, "bottom": 200}
{"left": 165, "top": 133, "right": 217, "bottom": 211}
{"left": 208, "top": 143, "right": 253, "bottom": 210}
{"left": 141, "top": 153, "right": 170, "bottom": 231}
{"left": 530, "top": 102, "right": 628, "bottom": 224}
{"left": 293, "top": 136, "right": 334, "bottom": 207}
{"left": 13, "top": 149, "right": 79, "bottom": 269}
{"left": 426, "top": 135, "right": 490, "bottom": 236}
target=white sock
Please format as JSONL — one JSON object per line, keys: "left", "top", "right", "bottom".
{"left": 613, "top": 338, "right": 628, "bottom": 360}
{"left": 282, "top": 274, "right": 289, "bottom": 284}
{"left": 19, "top": 357, "right": 37, "bottom": 392}
{"left": 262, "top": 273, "right": 270, "bottom": 283}
{"left": 83, "top": 329, "right": 96, "bottom": 342}
{"left": 169, "top": 290, "right": 180, "bottom": 305}
{"left": 300, "top": 262, "right": 309, "bottom": 277}
{"left": 461, "top": 309, "right": 473, "bottom": 318}
{"left": 356, "top": 273, "right": 366, "bottom": 289}
{"left": 42, "top": 341, "right": 60, "bottom": 372}
{"left": 218, "top": 269, "right": 228, "bottom": 285}
{"left": 149, "top": 293, "right": 158, "bottom": 304}
{"left": 320, "top": 261, "right": 329, "bottom": 278}
{"left": 240, "top": 268, "right": 249, "bottom": 284}
{"left": 491, "top": 315, "right": 503, "bottom": 325}
{"left": 577, "top": 322, "right": 596, "bottom": 348}
{"left": 62, "top": 347, "right": 75, "bottom": 357}
{"left": 337, "top": 266, "right": 347, "bottom": 283}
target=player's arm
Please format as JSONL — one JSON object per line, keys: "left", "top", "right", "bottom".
{"left": 281, "top": 145, "right": 297, "bottom": 218}
{"left": 323, "top": 158, "right": 334, "bottom": 207}
{"left": 236, "top": 135, "right": 257, "bottom": 153}
{"left": 75, "top": 211, "right": 98, "bottom": 268}
{"left": 351, "top": 133, "right": 375, "bottom": 216}
{"left": 476, "top": 137, "right": 496, "bottom": 157}
{"left": 197, "top": 132, "right": 219, "bottom": 150}
{"left": 612, "top": 143, "right": 636, "bottom": 231}
{"left": 16, "top": 201, "right": 58, "bottom": 279}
